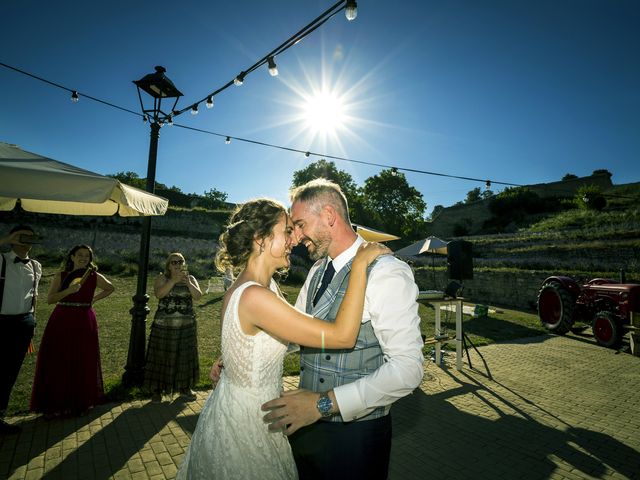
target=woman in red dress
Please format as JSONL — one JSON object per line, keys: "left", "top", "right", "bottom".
{"left": 31, "top": 244, "right": 114, "bottom": 417}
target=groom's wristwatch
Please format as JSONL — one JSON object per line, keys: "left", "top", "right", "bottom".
{"left": 316, "top": 392, "right": 334, "bottom": 418}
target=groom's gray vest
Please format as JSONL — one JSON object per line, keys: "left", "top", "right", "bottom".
{"left": 299, "top": 257, "right": 386, "bottom": 422}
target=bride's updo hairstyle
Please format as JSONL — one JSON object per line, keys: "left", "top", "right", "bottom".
{"left": 215, "top": 198, "right": 287, "bottom": 273}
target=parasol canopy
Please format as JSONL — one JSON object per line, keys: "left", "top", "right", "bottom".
{"left": 0, "top": 142, "right": 168, "bottom": 217}
{"left": 353, "top": 223, "right": 400, "bottom": 242}
{"left": 394, "top": 236, "right": 449, "bottom": 256}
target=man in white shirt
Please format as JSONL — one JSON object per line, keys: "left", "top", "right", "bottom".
{"left": 0, "top": 225, "right": 42, "bottom": 434}
{"left": 262, "top": 179, "right": 424, "bottom": 479}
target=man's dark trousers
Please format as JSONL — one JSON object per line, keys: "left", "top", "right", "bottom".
{"left": 0, "top": 313, "right": 35, "bottom": 413}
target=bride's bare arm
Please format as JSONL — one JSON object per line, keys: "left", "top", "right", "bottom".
{"left": 239, "top": 242, "right": 390, "bottom": 349}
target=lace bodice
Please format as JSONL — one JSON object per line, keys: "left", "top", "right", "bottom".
{"left": 221, "top": 281, "right": 288, "bottom": 391}
{"left": 156, "top": 282, "right": 194, "bottom": 317}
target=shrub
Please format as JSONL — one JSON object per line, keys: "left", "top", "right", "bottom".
{"left": 576, "top": 185, "right": 607, "bottom": 211}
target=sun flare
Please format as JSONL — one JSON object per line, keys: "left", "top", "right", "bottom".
{"left": 303, "top": 91, "right": 346, "bottom": 135}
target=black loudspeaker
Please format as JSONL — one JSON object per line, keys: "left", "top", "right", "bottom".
{"left": 447, "top": 240, "right": 473, "bottom": 280}
{"left": 444, "top": 280, "right": 463, "bottom": 298}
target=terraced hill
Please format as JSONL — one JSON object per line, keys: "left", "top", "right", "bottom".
{"left": 413, "top": 205, "right": 640, "bottom": 311}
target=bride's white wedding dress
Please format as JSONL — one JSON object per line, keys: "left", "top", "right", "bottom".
{"left": 177, "top": 281, "right": 297, "bottom": 479}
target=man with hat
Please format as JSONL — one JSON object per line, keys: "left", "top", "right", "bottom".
{"left": 0, "top": 225, "right": 42, "bottom": 434}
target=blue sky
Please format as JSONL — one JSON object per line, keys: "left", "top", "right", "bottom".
{"left": 1, "top": 0, "right": 638, "bottom": 216}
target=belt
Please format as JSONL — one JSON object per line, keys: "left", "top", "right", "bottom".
{"left": 57, "top": 302, "right": 91, "bottom": 307}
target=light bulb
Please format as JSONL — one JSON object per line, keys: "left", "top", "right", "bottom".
{"left": 345, "top": 0, "right": 357, "bottom": 21}
{"left": 206, "top": 96, "right": 214, "bottom": 108}
{"left": 71, "top": 91, "right": 79, "bottom": 102}
{"left": 191, "top": 104, "right": 199, "bottom": 115}
{"left": 234, "top": 73, "right": 245, "bottom": 86}
{"left": 225, "top": 136, "right": 231, "bottom": 144}
{"left": 142, "top": 114, "right": 148, "bottom": 123}
{"left": 267, "top": 56, "right": 278, "bottom": 76}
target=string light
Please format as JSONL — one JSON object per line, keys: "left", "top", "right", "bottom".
{"left": 345, "top": 0, "right": 357, "bottom": 21}
{"left": 485, "top": 180, "right": 491, "bottom": 190}
{"left": 225, "top": 136, "right": 231, "bottom": 144}
{"left": 167, "top": 116, "right": 174, "bottom": 126}
{"left": 71, "top": 90, "right": 79, "bottom": 102}
{"left": 267, "top": 56, "right": 278, "bottom": 76}
{"left": 206, "top": 96, "right": 214, "bottom": 109}
{"left": 391, "top": 167, "right": 398, "bottom": 176}
{"left": 305, "top": 151, "right": 310, "bottom": 157}
{"left": 233, "top": 72, "right": 245, "bottom": 86}
{"left": 170, "top": 0, "right": 351, "bottom": 118}
{"left": 191, "top": 104, "right": 199, "bottom": 115}
{"left": 142, "top": 114, "right": 148, "bottom": 124}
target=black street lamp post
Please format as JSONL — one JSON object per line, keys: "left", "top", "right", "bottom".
{"left": 122, "top": 66, "right": 183, "bottom": 386}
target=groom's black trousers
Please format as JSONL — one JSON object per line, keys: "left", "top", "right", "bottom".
{"left": 289, "top": 414, "right": 392, "bottom": 480}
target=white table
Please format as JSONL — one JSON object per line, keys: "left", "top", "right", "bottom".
{"left": 418, "top": 294, "right": 464, "bottom": 371}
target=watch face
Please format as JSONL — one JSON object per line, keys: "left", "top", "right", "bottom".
{"left": 317, "top": 394, "right": 333, "bottom": 416}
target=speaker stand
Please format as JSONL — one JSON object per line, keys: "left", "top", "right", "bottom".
{"left": 461, "top": 324, "right": 492, "bottom": 379}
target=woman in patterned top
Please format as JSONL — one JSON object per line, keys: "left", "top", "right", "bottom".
{"left": 144, "top": 252, "right": 202, "bottom": 401}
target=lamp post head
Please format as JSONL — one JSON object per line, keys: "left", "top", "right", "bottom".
{"left": 134, "top": 66, "right": 183, "bottom": 99}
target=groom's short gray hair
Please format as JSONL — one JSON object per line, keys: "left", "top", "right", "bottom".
{"left": 289, "top": 178, "right": 350, "bottom": 223}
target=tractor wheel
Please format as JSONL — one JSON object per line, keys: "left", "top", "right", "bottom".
{"left": 537, "top": 282, "right": 575, "bottom": 335}
{"left": 592, "top": 311, "right": 623, "bottom": 349}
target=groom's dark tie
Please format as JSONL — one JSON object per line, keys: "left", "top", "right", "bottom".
{"left": 313, "top": 261, "right": 335, "bottom": 306}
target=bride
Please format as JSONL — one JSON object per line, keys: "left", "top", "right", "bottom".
{"left": 177, "top": 198, "right": 389, "bottom": 479}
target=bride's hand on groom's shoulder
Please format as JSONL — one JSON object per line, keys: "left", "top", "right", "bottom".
{"left": 261, "top": 389, "right": 321, "bottom": 436}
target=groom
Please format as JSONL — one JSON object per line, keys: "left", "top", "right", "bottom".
{"left": 262, "top": 179, "right": 424, "bottom": 479}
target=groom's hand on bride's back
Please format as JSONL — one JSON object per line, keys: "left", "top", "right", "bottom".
{"left": 261, "top": 389, "right": 321, "bottom": 436}
{"left": 209, "top": 357, "right": 224, "bottom": 384}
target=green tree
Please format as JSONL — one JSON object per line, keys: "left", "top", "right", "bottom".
{"left": 109, "top": 171, "right": 174, "bottom": 192}
{"left": 429, "top": 205, "right": 444, "bottom": 221}
{"left": 576, "top": 185, "right": 607, "bottom": 211}
{"left": 482, "top": 188, "right": 494, "bottom": 200}
{"left": 361, "top": 169, "right": 427, "bottom": 239}
{"left": 291, "top": 159, "right": 358, "bottom": 199}
{"left": 200, "top": 188, "right": 228, "bottom": 210}
{"left": 109, "top": 171, "right": 146, "bottom": 190}
{"left": 465, "top": 187, "right": 482, "bottom": 204}
{"left": 562, "top": 173, "right": 578, "bottom": 181}
{"left": 291, "top": 159, "right": 366, "bottom": 222}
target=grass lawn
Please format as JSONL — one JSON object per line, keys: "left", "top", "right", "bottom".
{"left": 6, "top": 272, "right": 547, "bottom": 416}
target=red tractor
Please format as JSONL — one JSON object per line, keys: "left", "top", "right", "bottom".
{"left": 537, "top": 275, "right": 640, "bottom": 350}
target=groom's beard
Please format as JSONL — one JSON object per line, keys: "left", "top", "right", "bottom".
{"left": 305, "top": 230, "right": 331, "bottom": 261}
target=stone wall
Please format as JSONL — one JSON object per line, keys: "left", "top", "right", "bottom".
{"left": 0, "top": 207, "right": 230, "bottom": 239}
{"left": 413, "top": 268, "right": 634, "bottom": 312}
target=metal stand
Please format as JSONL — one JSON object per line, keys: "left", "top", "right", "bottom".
{"left": 461, "top": 322, "right": 492, "bottom": 379}
{"left": 432, "top": 298, "right": 463, "bottom": 371}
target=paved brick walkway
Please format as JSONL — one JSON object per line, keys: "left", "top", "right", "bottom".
{"left": 1, "top": 333, "right": 639, "bottom": 479}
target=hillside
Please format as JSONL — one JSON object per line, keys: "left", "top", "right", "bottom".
{"left": 425, "top": 173, "right": 632, "bottom": 238}
{"left": 412, "top": 193, "right": 640, "bottom": 311}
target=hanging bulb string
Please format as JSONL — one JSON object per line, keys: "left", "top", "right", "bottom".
{"left": 171, "top": 0, "right": 346, "bottom": 118}
{"left": 0, "top": 61, "right": 141, "bottom": 117}
{"left": 172, "top": 123, "right": 524, "bottom": 187}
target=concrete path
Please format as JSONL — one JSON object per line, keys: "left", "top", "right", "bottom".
{"left": 1, "top": 333, "right": 639, "bottom": 479}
